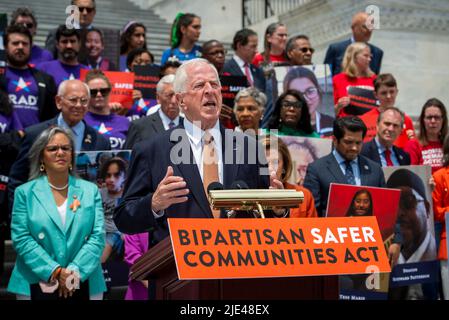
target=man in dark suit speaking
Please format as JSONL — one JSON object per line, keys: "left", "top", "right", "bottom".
{"left": 114, "top": 59, "right": 283, "bottom": 242}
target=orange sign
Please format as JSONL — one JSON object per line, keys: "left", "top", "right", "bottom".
{"left": 168, "top": 217, "right": 390, "bottom": 280}
{"left": 80, "top": 70, "right": 134, "bottom": 109}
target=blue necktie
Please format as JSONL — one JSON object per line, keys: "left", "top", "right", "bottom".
{"left": 169, "top": 121, "right": 175, "bottom": 129}
{"left": 345, "top": 161, "right": 356, "bottom": 185}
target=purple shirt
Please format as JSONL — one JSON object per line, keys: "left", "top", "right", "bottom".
{"left": 84, "top": 111, "right": 130, "bottom": 150}
{"left": 29, "top": 45, "right": 53, "bottom": 66}
{"left": 126, "top": 98, "right": 157, "bottom": 122}
{"left": 124, "top": 233, "right": 149, "bottom": 300}
{"left": 36, "top": 60, "right": 88, "bottom": 88}
{"left": 5, "top": 67, "right": 40, "bottom": 128}
{"left": 0, "top": 111, "right": 23, "bottom": 133}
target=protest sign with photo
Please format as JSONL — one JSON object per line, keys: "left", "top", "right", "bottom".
{"left": 383, "top": 165, "right": 440, "bottom": 300}
{"left": 274, "top": 64, "right": 334, "bottom": 137}
{"left": 280, "top": 135, "right": 332, "bottom": 185}
{"left": 326, "top": 183, "right": 401, "bottom": 300}
{"left": 80, "top": 70, "right": 134, "bottom": 109}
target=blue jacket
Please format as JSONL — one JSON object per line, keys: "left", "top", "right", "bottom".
{"left": 8, "top": 175, "right": 106, "bottom": 296}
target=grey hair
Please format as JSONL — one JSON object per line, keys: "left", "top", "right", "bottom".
{"left": 28, "top": 126, "right": 77, "bottom": 180}
{"left": 173, "top": 58, "right": 220, "bottom": 93}
{"left": 233, "top": 87, "right": 267, "bottom": 113}
{"left": 57, "top": 79, "right": 91, "bottom": 99}
{"left": 156, "top": 74, "right": 175, "bottom": 94}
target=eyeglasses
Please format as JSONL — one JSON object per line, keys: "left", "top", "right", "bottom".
{"left": 90, "top": 88, "right": 111, "bottom": 97}
{"left": 301, "top": 87, "right": 319, "bottom": 100}
{"left": 78, "top": 6, "right": 95, "bottom": 13}
{"left": 296, "top": 47, "right": 315, "bottom": 54}
{"left": 424, "top": 115, "right": 443, "bottom": 121}
{"left": 281, "top": 101, "right": 302, "bottom": 109}
{"left": 45, "top": 144, "right": 72, "bottom": 153}
{"left": 206, "top": 49, "right": 227, "bottom": 57}
{"left": 62, "top": 96, "right": 89, "bottom": 106}
{"left": 20, "top": 22, "right": 34, "bottom": 29}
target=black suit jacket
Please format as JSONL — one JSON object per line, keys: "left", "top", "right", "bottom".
{"left": 303, "top": 153, "right": 386, "bottom": 216}
{"left": 361, "top": 139, "right": 411, "bottom": 166}
{"left": 0, "top": 67, "right": 58, "bottom": 123}
{"left": 222, "top": 58, "right": 266, "bottom": 93}
{"left": 114, "top": 124, "right": 270, "bottom": 244}
{"left": 124, "top": 112, "right": 183, "bottom": 150}
{"left": 8, "top": 116, "right": 110, "bottom": 209}
{"left": 324, "top": 39, "right": 383, "bottom": 75}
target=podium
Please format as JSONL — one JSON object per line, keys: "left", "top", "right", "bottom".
{"left": 131, "top": 236, "right": 338, "bottom": 300}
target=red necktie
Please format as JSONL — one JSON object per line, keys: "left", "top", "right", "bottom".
{"left": 244, "top": 63, "right": 254, "bottom": 87}
{"left": 384, "top": 149, "right": 394, "bottom": 166}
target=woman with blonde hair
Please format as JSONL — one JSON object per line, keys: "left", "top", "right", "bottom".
{"left": 332, "top": 42, "right": 377, "bottom": 117}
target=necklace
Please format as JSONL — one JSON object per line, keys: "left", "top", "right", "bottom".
{"left": 48, "top": 181, "right": 68, "bottom": 191}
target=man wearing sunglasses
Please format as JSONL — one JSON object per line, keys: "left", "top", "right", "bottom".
{"left": 324, "top": 11, "right": 383, "bottom": 75}
{"left": 8, "top": 79, "right": 110, "bottom": 211}
{"left": 285, "top": 35, "right": 314, "bottom": 66}
{"left": 10, "top": 7, "right": 53, "bottom": 66}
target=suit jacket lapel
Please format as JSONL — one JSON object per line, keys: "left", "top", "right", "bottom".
{"left": 326, "top": 154, "right": 347, "bottom": 183}
{"left": 368, "top": 140, "right": 382, "bottom": 165}
{"left": 81, "top": 122, "right": 96, "bottom": 150}
{"left": 170, "top": 127, "right": 212, "bottom": 217}
{"left": 221, "top": 126, "right": 239, "bottom": 187}
{"left": 358, "top": 157, "right": 373, "bottom": 185}
{"left": 64, "top": 175, "right": 83, "bottom": 233}
{"left": 393, "top": 146, "right": 406, "bottom": 165}
{"left": 230, "top": 59, "right": 244, "bottom": 77}
{"left": 32, "top": 176, "right": 65, "bottom": 234}
{"left": 152, "top": 113, "right": 165, "bottom": 133}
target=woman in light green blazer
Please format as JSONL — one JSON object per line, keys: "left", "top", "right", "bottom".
{"left": 8, "top": 126, "right": 106, "bottom": 300}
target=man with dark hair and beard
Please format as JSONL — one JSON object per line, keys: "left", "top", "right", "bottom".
{"left": 36, "top": 25, "right": 88, "bottom": 88}
{"left": 0, "top": 24, "right": 58, "bottom": 129}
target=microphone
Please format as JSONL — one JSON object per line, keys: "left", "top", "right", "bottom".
{"left": 230, "top": 180, "right": 249, "bottom": 190}
{"left": 207, "top": 181, "right": 223, "bottom": 193}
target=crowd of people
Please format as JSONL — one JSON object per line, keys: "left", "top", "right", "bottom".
{"left": 0, "top": 0, "right": 448, "bottom": 301}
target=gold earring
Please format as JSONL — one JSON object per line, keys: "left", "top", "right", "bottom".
{"left": 40, "top": 163, "right": 45, "bottom": 172}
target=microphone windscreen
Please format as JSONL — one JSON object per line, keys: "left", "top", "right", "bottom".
{"left": 208, "top": 181, "right": 224, "bottom": 193}
{"left": 230, "top": 180, "right": 249, "bottom": 189}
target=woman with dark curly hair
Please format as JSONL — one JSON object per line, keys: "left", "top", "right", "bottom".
{"left": 265, "top": 89, "right": 319, "bottom": 137}
{"left": 160, "top": 13, "right": 202, "bottom": 65}
{"left": 345, "top": 189, "right": 373, "bottom": 217}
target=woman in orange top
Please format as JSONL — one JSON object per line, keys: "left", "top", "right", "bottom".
{"left": 432, "top": 134, "right": 449, "bottom": 300}
{"left": 261, "top": 135, "right": 317, "bottom": 218}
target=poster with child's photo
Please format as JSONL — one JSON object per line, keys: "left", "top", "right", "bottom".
{"left": 326, "top": 183, "right": 401, "bottom": 300}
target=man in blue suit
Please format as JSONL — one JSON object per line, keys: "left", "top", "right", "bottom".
{"left": 361, "top": 107, "right": 410, "bottom": 167}
{"left": 303, "top": 116, "right": 385, "bottom": 217}
{"left": 114, "top": 59, "right": 284, "bottom": 245}
{"left": 8, "top": 79, "right": 110, "bottom": 209}
{"left": 324, "top": 12, "right": 383, "bottom": 75}
{"left": 222, "top": 28, "right": 266, "bottom": 93}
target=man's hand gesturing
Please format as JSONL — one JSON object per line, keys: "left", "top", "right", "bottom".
{"left": 151, "top": 166, "right": 189, "bottom": 212}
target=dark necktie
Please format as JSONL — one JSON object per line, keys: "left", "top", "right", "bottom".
{"left": 168, "top": 121, "right": 175, "bottom": 129}
{"left": 384, "top": 149, "right": 394, "bottom": 166}
{"left": 344, "top": 161, "right": 356, "bottom": 185}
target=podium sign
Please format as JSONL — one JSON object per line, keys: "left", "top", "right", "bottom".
{"left": 168, "top": 217, "right": 390, "bottom": 280}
